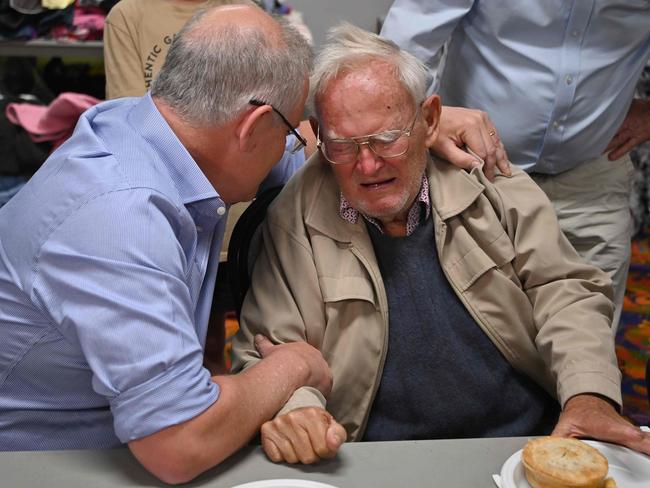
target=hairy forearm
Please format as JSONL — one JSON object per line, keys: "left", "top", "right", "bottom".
{"left": 129, "top": 354, "right": 310, "bottom": 484}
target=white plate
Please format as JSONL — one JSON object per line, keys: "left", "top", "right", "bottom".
{"left": 500, "top": 440, "right": 650, "bottom": 488}
{"left": 230, "top": 480, "right": 339, "bottom": 488}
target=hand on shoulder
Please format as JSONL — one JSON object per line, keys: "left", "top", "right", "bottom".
{"left": 432, "top": 106, "right": 511, "bottom": 180}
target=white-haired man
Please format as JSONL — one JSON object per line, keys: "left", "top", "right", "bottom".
{"left": 232, "top": 24, "right": 650, "bottom": 464}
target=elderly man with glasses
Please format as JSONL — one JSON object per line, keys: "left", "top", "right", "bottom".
{"left": 232, "top": 23, "right": 650, "bottom": 465}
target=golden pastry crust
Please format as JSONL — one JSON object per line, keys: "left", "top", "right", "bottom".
{"left": 522, "top": 437, "right": 608, "bottom": 488}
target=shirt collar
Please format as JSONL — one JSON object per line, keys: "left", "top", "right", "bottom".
{"left": 338, "top": 175, "right": 431, "bottom": 236}
{"left": 128, "top": 93, "right": 219, "bottom": 208}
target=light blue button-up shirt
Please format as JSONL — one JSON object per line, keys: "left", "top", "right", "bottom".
{"left": 381, "top": 0, "right": 650, "bottom": 174}
{"left": 0, "top": 93, "right": 304, "bottom": 450}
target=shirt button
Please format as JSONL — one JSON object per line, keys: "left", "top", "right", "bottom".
{"left": 552, "top": 121, "right": 561, "bottom": 130}
{"left": 196, "top": 225, "right": 203, "bottom": 232}
{"left": 571, "top": 29, "right": 580, "bottom": 37}
{"left": 217, "top": 206, "right": 226, "bottom": 216}
{"left": 565, "top": 75, "right": 573, "bottom": 85}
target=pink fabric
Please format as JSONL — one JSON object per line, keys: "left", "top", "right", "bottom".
{"left": 74, "top": 8, "right": 105, "bottom": 32}
{"left": 71, "top": 6, "right": 106, "bottom": 41}
{"left": 6, "top": 92, "right": 101, "bottom": 149}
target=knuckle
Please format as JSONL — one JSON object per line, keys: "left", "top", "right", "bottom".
{"left": 630, "top": 426, "right": 647, "bottom": 443}
{"left": 314, "top": 444, "right": 331, "bottom": 458}
{"left": 301, "top": 452, "right": 319, "bottom": 464}
{"left": 279, "top": 414, "right": 294, "bottom": 426}
{"left": 305, "top": 406, "right": 325, "bottom": 416}
{"left": 265, "top": 449, "right": 281, "bottom": 463}
{"left": 262, "top": 441, "right": 282, "bottom": 462}
{"left": 300, "top": 407, "right": 317, "bottom": 419}
{"left": 264, "top": 449, "right": 281, "bottom": 463}
{"left": 279, "top": 417, "right": 296, "bottom": 430}
{"left": 260, "top": 421, "right": 275, "bottom": 436}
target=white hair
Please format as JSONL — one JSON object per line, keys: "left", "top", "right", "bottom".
{"left": 309, "top": 22, "right": 431, "bottom": 116}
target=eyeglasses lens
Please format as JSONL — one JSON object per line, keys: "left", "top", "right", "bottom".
{"left": 323, "top": 132, "right": 409, "bottom": 164}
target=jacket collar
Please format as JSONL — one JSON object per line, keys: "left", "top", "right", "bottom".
{"left": 304, "top": 153, "right": 485, "bottom": 243}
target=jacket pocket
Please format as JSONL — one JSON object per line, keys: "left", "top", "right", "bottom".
{"left": 447, "top": 230, "right": 515, "bottom": 291}
{"left": 319, "top": 276, "right": 377, "bottom": 305}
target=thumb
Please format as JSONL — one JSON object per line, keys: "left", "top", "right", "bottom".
{"left": 325, "top": 420, "right": 347, "bottom": 453}
{"left": 550, "top": 412, "right": 576, "bottom": 438}
{"left": 254, "top": 334, "right": 274, "bottom": 358}
{"left": 551, "top": 422, "right": 571, "bottom": 438}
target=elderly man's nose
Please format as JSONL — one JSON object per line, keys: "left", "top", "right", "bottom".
{"left": 356, "top": 145, "right": 382, "bottom": 174}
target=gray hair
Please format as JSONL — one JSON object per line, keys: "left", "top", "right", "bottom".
{"left": 151, "top": 6, "right": 312, "bottom": 127}
{"left": 309, "top": 22, "right": 431, "bottom": 116}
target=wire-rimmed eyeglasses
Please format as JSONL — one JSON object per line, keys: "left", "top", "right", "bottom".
{"left": 249, "top": 99, "right": 307, "bottom": 154}
{"left": 316, "top": 105, "right": 421, "bottom": 165}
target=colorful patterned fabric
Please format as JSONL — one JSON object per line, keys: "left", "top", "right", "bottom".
{"left": 224, "top": 314, "right": 239, "bottom": 371}
{"left": 617, "top": 232, "right": 650, "bottom": 426}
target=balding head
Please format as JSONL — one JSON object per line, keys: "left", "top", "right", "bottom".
{"left": 189, "top": 4, "right": 280, "bottom": 44}
{"left": 152, "top": 3, "right": 312, "bottom": 127}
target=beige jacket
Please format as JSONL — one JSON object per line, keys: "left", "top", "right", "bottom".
{"left": 231, "top": 154, "right": 621, "bottom": 442}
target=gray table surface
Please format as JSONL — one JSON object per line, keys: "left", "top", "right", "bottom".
{"left": 1, "top": 437, "right": 529, "bottom": 487}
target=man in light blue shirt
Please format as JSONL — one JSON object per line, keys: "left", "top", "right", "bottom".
{"left": 381, "top": 0, "right": 650, "bottom": 330}
{"left": 0, "top": 4, "right": 333, "bottom": 484}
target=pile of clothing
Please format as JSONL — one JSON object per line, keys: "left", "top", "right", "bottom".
{"left": 0, "top": 89, "right": 100, "bottom": 204}
{"left": 0, "top": 57, "right": 100, "bottom": 205}
{"left": 0, "top": 0, "right": 117, "bottom": 41}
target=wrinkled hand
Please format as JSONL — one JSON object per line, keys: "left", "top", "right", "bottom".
{"left": 605, "top": 99, "right": 650, "bottom": 161}
{"left": 430, "top": 106, "right": 511, "bottom": 180}
{"left": 255, "top": 335, "right": 333, "bottom": 398}
{"left": 552, "top": 394, "right": 650, "bottom": 455}
{"left": 261, "top": 407, "right": 347, "bottom": 464}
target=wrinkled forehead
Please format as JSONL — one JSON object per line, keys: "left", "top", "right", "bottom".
{"left": 316, "top": 62, "right": 415, "bottom": 136}
{"left": 316, "top": 62, "right": 412, "bottom": 113}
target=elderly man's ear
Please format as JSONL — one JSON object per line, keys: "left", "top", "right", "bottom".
{"left": 422, "top": 94, "right": 442, "bottom": 147}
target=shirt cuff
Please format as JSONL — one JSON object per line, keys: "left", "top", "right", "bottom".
{"left": 110, "top": 358, "right": 219, "bottom": 442}
{"left": 276, "top": 386, "right": 326, "bottom": 417}
{"left": 556, "top": 360, "right": 623, "bottom": 408}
